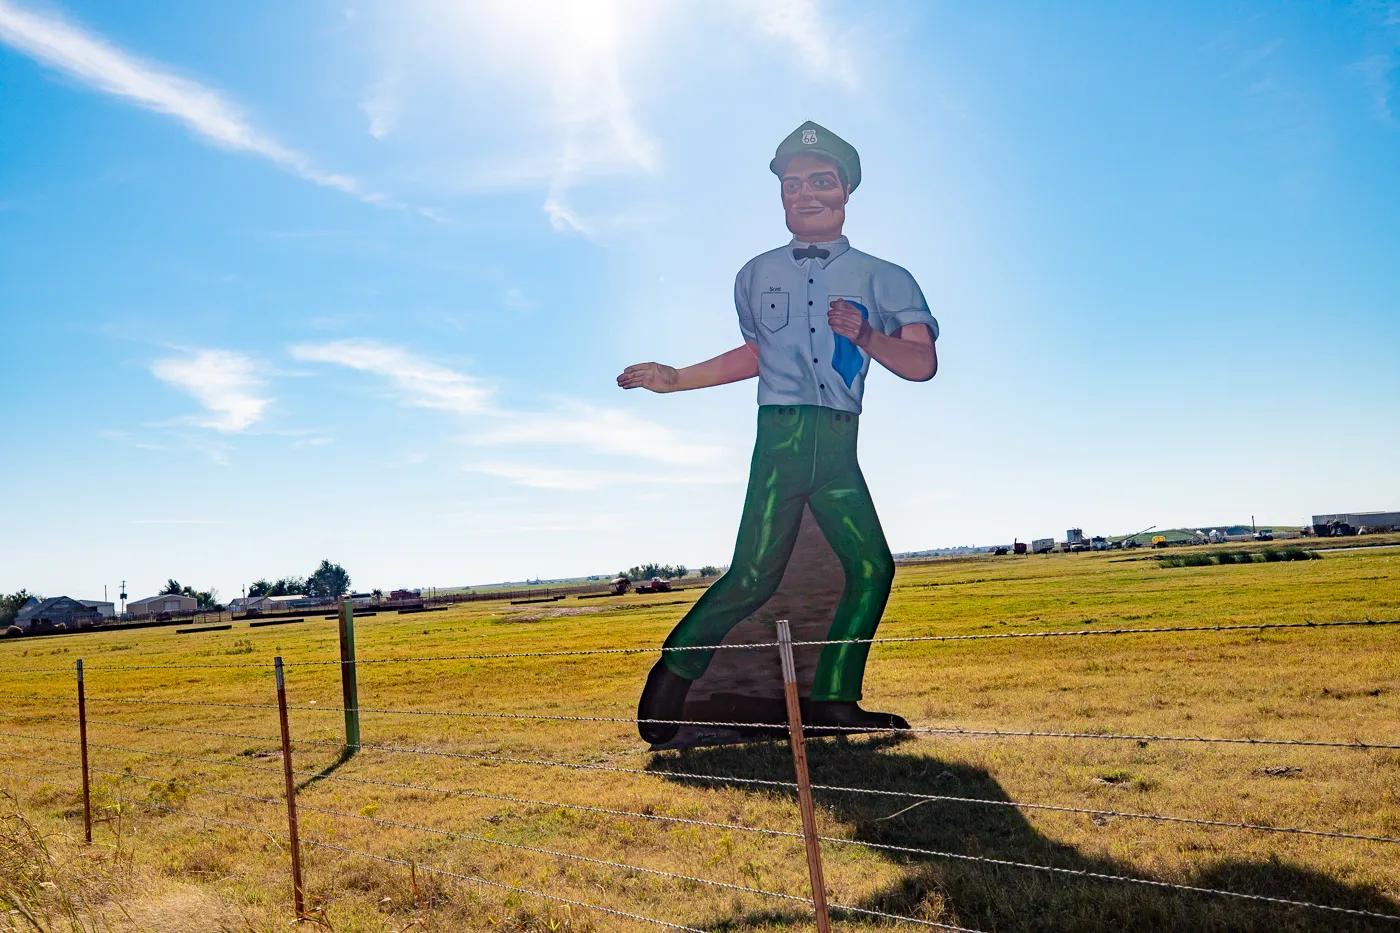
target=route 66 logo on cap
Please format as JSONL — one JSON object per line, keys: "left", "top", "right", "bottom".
{"left": 802, "top": 129, "right": 817, "bottom": 145}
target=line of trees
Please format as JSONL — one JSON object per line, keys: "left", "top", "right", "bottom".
{"left": 248, "top": 560, "right": 351, "bottom": 601}
{"left": 622, "top": 564, "right": 725, "bottom": 580}
{"left": 0, "top": 590, "right": 33, "bottom": 627}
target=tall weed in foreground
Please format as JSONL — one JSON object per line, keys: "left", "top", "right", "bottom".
{"left": 0, "top": 791, "right": 121, "bottom": 933}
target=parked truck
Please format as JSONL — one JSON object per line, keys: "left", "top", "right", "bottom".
{"left": 1031, "top": 538, "right": 1055, "bottom": 555}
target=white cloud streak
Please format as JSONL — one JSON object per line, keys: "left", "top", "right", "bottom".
{"left": 469, "top": 401, "right": 719, "bottom": 466}
{"left": 150, "top": 349, "right": 271, "bottom": 433}
{"left": 0, "top": 0, "right": 385, "bottom": 204}
{"left": 289, "top": 339, "right": 727, "bottom": 474}
{"left": 740, "top": 0, "right": 855, "bottom": 87}
{"left": 288, "top": 339, "right": 494, "bottom": 415}
{"left": 465, "top": 461, "right": 741, "bottom": 491}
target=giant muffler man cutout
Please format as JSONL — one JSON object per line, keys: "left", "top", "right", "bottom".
{"left": 618, "top": 121, "right": 940, "bottom": 747}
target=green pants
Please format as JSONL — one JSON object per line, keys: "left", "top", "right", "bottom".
{"left": 662, "top": 405, "right": 894, "bottom": 702}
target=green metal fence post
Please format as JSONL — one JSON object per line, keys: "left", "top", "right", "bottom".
{"left": 337, "top": 598, "right": 360, "bottom": 751}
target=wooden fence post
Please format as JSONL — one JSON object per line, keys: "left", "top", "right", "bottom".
{"left": 75, "top": 659, "right": 91, "bottom": 844}
{"left": 776, "top": 620, "right": 832, "bottom": 933}
{"left": 338, "top": 598, "right": 360, "bottom": 751}
{"left": 274, "top": 657, "right": 306, "bottom": 919}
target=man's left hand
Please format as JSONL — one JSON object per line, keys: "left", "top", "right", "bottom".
{"left": 828, "top": 300, "right": 872, "bottom": 348}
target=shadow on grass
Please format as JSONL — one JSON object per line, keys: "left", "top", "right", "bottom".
{"left": 646, "top": 735, "right": 1399, "bottom": 933}
{"left": 295, "top": 745, "right": 355, "bottom": 793}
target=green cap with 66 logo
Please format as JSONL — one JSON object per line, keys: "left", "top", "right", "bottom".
{"left": 769, "top": 120, "right": 861, "bottom": 193}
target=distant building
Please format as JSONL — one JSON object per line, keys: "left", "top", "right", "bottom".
{"left": 1312, "top": 511, "right": 1400, "bottom": 531}
{"left": 14, "top": 597, "right": 105, "bottom": 632}
{"left": 80, "top": 600, "right": 115, "bottom": 619}
{"left": 127, "top": 593, "right": 198, "bottom": 617}
{"left": 229, "top": 596, "right": 274, "bottom": 614}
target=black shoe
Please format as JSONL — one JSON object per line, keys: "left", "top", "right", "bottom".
{"left": 807, "top": 701, "right": 909, "bottom": 736}
{"left": 637, "top": 658, "right": 693, "bottom": 745}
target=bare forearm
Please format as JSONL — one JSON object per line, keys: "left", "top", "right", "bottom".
{"left": 865, "top": 326, "right": 937, "bottom": 381}
{"left": 671, "top": 344, "right": 760, "bottom": 391}
{"left": 617, "top": 344, "right": 758, "bottom": 393}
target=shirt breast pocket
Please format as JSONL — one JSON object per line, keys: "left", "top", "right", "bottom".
{"left": 759, "top": 292, "right": 789, "bottom": 332}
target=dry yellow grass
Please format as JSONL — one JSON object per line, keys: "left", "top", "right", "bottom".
{"left": 0, "top": 543, "right": 1397, "bottom": 931}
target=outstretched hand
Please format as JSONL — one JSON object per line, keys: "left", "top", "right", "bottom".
{"left": 617, "top": 362, "right": 680, "bottom": 393}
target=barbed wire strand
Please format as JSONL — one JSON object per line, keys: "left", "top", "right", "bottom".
{"left": 0, "top": 617, "right": 1394, "bottom": 674}
{"left": 0, "top": 766, "right": 289, "bottom": 844}
{"left": 301, "top": 839, "right": 709, "bottom": 933}
{"left": 811, "top": 833, "right": 1400, "bottom": 923}
{"left": 0, "top": 749, "right": 287, "bottom": 812}
{"left": 3, "top": 756, "right": 1394, "bottom": 923}
{"left": 0, "top": 730, "right": 291, "bottom": 777}
{"left": 0, "top": 747, "right": 974, "bottom": 929}
{"left": 2, "top": 703, "right": 1396, "bottom": 753}
{"left": 4, "top": 725, "right": 1398, "bottom": 846}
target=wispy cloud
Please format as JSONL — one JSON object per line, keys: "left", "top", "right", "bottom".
{"left": 150, "top": 349, "right": 271, "bottom": 433}
{"left": 1353, "top": 53, "right": 1397, "bottom": 122}
{"left": 131, "top": 518, "right": 227, "bottom": 526}
{"left": 740, "top": 0, "right": 856, "bottom": 87}
{"left": 464, "top": 460, "right": 740, "bottom": 491}
{"left": 290, "top": 338, "right": 727, "bottom": 474}
{"left": 469, "top": 401, "right": 720, "bottom": 465}
{"left": 288, "top": 339, "right": 494, "bottom": 415}
{"left": 361, "top": 71, "right": 398, "bottom": 140}
{"left": 502, "top": 287, "right": 534, "bottom": 310}
{"left": 0, "top": 0, "right": 386, "bottom": 204}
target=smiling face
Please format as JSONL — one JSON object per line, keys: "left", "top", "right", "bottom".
{"left": 780, "top": 152, "right": 850, "bottom": 242}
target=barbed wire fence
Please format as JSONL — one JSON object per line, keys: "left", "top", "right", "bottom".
{"left": 0, "top": 615, "right": 1397, "bottom": 929}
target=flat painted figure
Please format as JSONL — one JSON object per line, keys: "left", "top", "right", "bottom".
{"left": 618, "top": 121, "right": 939, "bottom": 745}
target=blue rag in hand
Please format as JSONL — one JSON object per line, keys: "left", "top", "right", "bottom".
{"left": 831, "top": 300, "right": 869, "bottom": 388}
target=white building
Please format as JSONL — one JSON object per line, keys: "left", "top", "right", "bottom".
{"left": 127, "top": 594, "right": 198, "bottom": 616}
{"left": 80, "top": 600, "right": 115, "bottom": 619}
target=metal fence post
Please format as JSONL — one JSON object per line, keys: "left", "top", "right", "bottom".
{"left": 75, "top": 659, "right": 91, "bottom": 844}
{"left": 337, "top": 598, "right": 360, "bottom": 751}
{"left": 274, "top": 657, "right": 306, "bottom": 918}
{"left": 776, "top": 620, "right": 832, "bottom": 933}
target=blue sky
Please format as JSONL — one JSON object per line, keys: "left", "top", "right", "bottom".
{"left": 2, "top": 0, "right": 1397, "bottom": 604}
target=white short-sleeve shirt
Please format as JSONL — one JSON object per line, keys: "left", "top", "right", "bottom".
{"left": 736, "top": 237, "right": 939, "bottom": 415}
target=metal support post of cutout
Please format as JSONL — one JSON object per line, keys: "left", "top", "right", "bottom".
{"left": 776, "top": 620, "right": 832, "bottom": 933}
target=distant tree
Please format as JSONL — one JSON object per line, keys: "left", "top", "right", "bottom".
{"left": 305, "top": 560, "right": 351, "bottom": 600}
{"left": 267, "top": 577, "right": 307, "bottom": 597}
{"left": 699, "top": 565, "right": 720, "bottom": 577}
{"left": 160, "top": 579, "right": 183, "bottom": 596}
{"left": 248, "top": 579, "right": 273, "bottom": 597}
{"left": 169, "top": 584, "right": 219, "bottom": 609}
{"left": 626, "top": 563, "right": 687, "bottom": 580}
{"left": 0, "top": 590, "right": 31, "bottom": 627}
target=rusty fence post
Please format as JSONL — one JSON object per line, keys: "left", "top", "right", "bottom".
{"left": 337, "top": 598, "right": 361, "bottom": 751}
{"left": 776, "top": 620, "right": 832, "bottom": 933}
{"left": 75, "top": 659, "right": 91, "bottom": 844}
{"left": 274, "top": 657, "right": 306, "bottom": 919}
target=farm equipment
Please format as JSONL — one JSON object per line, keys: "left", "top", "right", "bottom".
{"left": 609, "top": 576, "right": 632, "bottom": 595}
{"left": 1013, "top": 540, "right": 1028, "bottom": 555}
{"left": 635, "top": 577, "right": 673, "bottom": 594}
{"left": 1151, "top": 535, "right": 1168, "bottom": 548}
{"left": 1120, "top": 524, "right": 1157, "bottom": 549}
{"left": 1031, "top": 538, "right": 1055, "bottom": 555}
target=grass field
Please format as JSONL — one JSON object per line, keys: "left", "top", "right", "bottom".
{"left": 1, "top": 543, "right": 1397, "bottom": 932}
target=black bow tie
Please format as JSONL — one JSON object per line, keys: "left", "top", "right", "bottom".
{"left": 793, "top": 245, "right": 830, "bottom": 261}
